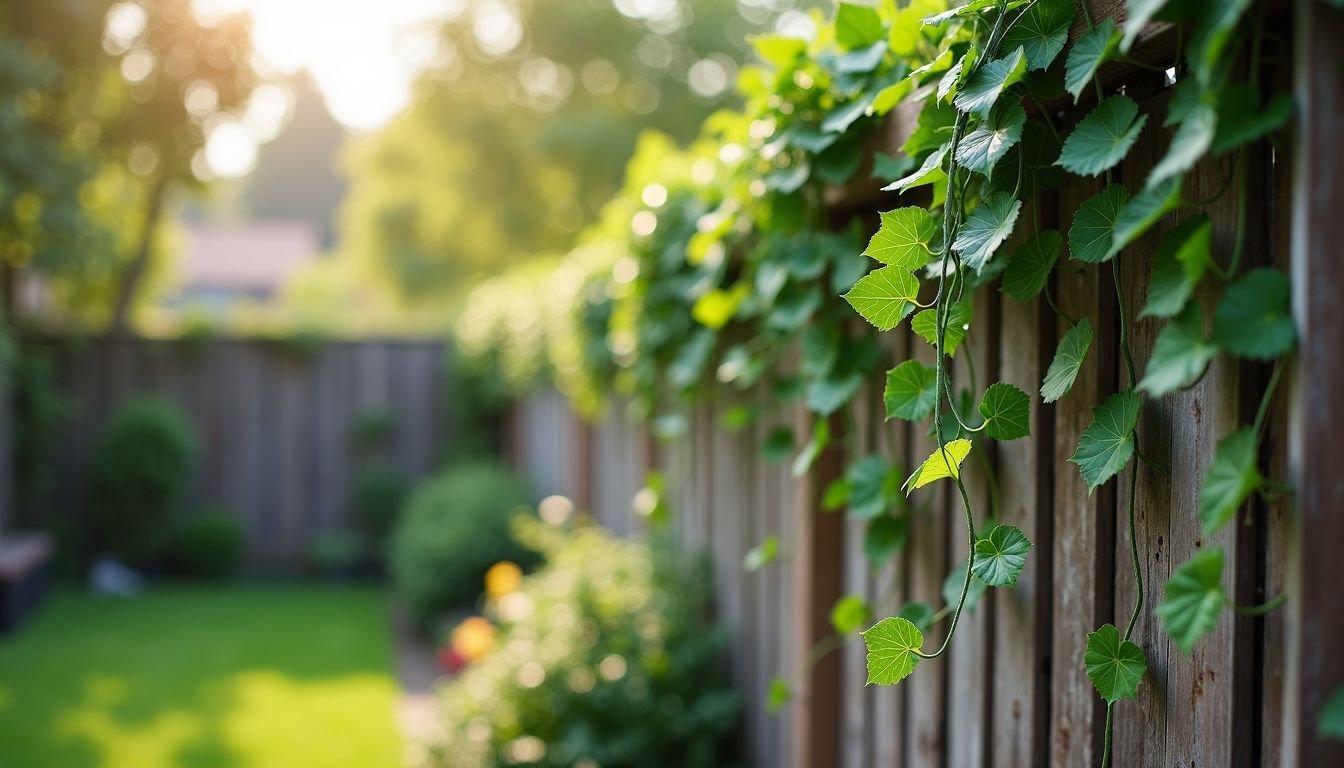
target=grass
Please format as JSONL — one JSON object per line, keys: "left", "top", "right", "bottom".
{"left": 0, "top": 584, "right": 404, "bottom": 768}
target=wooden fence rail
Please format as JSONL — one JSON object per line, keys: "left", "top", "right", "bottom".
{"left": 19, "top": 336, "right": 448, "bottom": 570}
{"left": 509, "top": 3, "right": 1344, "bottom": 764}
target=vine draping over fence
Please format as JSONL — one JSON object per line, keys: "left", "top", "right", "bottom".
{"left": 461, "top": 0, "right": 1300, "bottom": 763}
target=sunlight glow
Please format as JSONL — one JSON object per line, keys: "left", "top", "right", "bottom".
{"left": 193, "top": 0, "right": 455, "bottom": 132}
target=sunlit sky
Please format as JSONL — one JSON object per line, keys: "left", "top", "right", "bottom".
{"left": 189, "top": 0, "right": 460, "bottom": 176}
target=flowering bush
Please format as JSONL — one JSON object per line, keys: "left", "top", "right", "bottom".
{"left": 422, "top": 518, "right": 739, "bottom": 768}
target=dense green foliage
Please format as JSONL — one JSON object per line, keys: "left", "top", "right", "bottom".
{"left": 352, "top": 462, "right": 408, "bottom": 552}
{"left": 429, "top": 519, "right": 739, "bottom": 768}
{"left": 156, "top": 509, "right": 242, "bottom": 579}
{"left": 471, "top": 0, "right": 1297, "bottom": 762}
{"left": 87, "top": 397, "right": 197, "bottom": 561}
{"left": 0, "top": 586, "right": 402, "bottom": 768}
{"left": 389, "top": 462, "right": 537, "bottom": 626}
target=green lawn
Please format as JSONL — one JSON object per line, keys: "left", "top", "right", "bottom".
{"left": 0, "top": 584, "right": 404, "bottom": 768}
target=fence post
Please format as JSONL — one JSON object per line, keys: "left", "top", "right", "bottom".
{"left": 1286, "top": 0, "right": 1344, "bottom": 763}
{"left": 789, "top": 407, "right": 844, "bottom": 767}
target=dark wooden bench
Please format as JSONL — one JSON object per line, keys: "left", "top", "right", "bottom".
{"left": 0, "top": 533, "right": 53, "bottom": 634}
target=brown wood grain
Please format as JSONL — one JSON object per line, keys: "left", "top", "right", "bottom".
{"left": 1049, "top": 174, "right": 1116, "bottom": 768}
{"left": 1286, "top": 0, "right": 1344, "bottom": 763}
{"left": 992, "top": 201, "right": 1056, "bottom": 768}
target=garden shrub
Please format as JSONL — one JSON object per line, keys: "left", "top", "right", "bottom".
{"left": 159, "top": 509, "right": 242, "bottom": 578}
{"left": 87, "top": 397, "right": 197, "bottom": 561}
{"left": 389, "top": 462, "right": 535, "bottom": 626}
{"left": 426, "top": 518, "right": 739, "bottom": 768}
{"left": 353, "top": 462, "right": 407, "bottom": 551}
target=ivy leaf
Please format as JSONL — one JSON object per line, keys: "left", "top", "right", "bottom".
{"left": 885, "top": 360, "right": 938, "bottom": 421}
{"left": 807, "top": 369, "right": 865, "bottom": 415}
{"left": 1156, "top": 548, "right": 1227, "bottom": 653}
{"left": 1138, "top": 301, "right": 1218, "bottom": 397}
{"left": 692, "top": 283, "right": 750, "bottom": 329}
{"left": 955, "top": 47, "right": 1028, "bottom": 117}
{"left": 832, "top": 595, "right": 872, "bottom": 635}
{"left": 884, "top": 144, "right": 949, "bottom": 192}
{"left": 822, "top": 97, "right": 874, "bottom": 134}
{"left": 1199, "top": 428, "right": 1262, "bottom": 534}
{"left": 822, "top": 477, "right": 851, "bottom": 511}
{"left": 1212, "top": 268, "right": 1297, "bottom": 359}
{"left": 1149, "top": 104, "right": 1216, "bottom": 189}
{"left": 1318, "top": 687, "right": 1344, "bottom": 740}
{"left": 956, "top": 102, "right": 1027, "bottom": 177}
{"left": 767, "top": 676, "right": 792, "bottom": 713}
{"left": 1084, "top": 623, "right": 1147, "bottom": 703}
{"left": 1121, "top": 0, "right": 1170, "bottom": 52}
{"left": 1064, "top": 19, "right": 1120, "bottom": 102}
{"left": 849, "top": 455, "right": 898, "bottom": 520}
{"left": 835, "top": 40, "right": 889, "bottom": 75}
{"left": 1001, "top": 229, "right": 1062, "bottom": 301}
{"left": 1070, "top": 390, "right": 1141, "bottom": 492}
{"left": 971, "top": 524, "right": 1032, "bottom": 587}
{"left": 1140, "top": 215, "right": 1213, "bottom": 318}
{"left": 943, "top": 560, "right": 990, "bottom": 613}
{"left": 864, "top": 207, "right": 939, "bottom": 269}
{"left": 1187, "top": 0, "right": 1252, "bottom": 87}
{"left": 978, "top": 382, "right": 1031, "bottom": 440}
{"left": 1041, "top": 318, "right": 1093, "bottom": 403}
{"left": 1213, "top": 86, "right": 1293, "bottom": 154}
{"left": 904, "top": 438, "right": 973, "bottom": 494}
{"left": 952, "top": 192, "right": 1023, "bottom": 270}
{"left": 912, "top": 301, "right": 973, "bottom": 357}
{"left": 905, "top": 47, "right": 955, "bottom": 87}
{"left": 1057, "top": 95, "right": 1148, "bottom": 176}
{"left": 1068, "top": 184, "right": 1128, "bottom": 263}
{"left": 865, "top": 514, "right": 908, "bottom": 563}
{"left": 792, "top": 418, "right": 831, "bottom": 478}
{"left": 749, "top": 35, "right": 807, "bottom": 69}
{"left": 938, "top": 47, "right": 978, "bottom": 104}
{"left": 1111, "top": 175, "right": 1183, "bottom": 257}
{"left": 863, "top": 616, "right": 923, "bottom": 685}
{"left": 1000, "top": 0, "right": 1075, "bottom": 71}
{"left": 743, "top": 534, "right": 780, "bottom": 571}
{"left": 843, "top": 266, "right": 921, "bottom": 331}
{"left": 872, "top": 152, "right": 916, "bottom": 181}
{"left": 835, "top": 2, "right": 886, "bottom": 49}
{"left": 922, "top": 0, "right": 1002, "bottom": 25}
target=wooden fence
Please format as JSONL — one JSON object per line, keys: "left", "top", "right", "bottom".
{"left": 21, "top": 336, "right": 448, "bottom": 570}
{"left": 509, "top": 3, "right": 1344, "bottom": 765}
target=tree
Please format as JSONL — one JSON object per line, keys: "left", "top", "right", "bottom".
{"left": 336, "top": 0, "right": 802, "bottom": 310}
{"left": 101, "top": 0, "right": 256, "bottom": 334}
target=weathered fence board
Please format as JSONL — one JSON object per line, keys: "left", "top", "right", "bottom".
{"left": 23, "top": 336, "right": 446, "bottom": 570}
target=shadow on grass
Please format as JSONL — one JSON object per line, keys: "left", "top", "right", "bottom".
{"left": 0, "top": 584, "right": 402, "bottom": 768}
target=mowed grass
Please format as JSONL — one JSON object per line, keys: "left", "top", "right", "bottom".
{"left": 0, "top": 584, "right": 403, "bottom": 768}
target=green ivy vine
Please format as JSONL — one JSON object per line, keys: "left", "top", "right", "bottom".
{"left": 466, "top": 0, "right": 1298, "bottom": 762}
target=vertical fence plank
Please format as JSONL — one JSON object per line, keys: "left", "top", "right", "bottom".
{"left": 992, "top": 205, "right": 1055, "bottom": 768}
{"left": 1050, "top": 175, "right": 1116, "bottom": 767}
{"left": 1287, "top": 0, "right": 1344, "bottom": 762}
{"left": 949, "top": 286, "right": 999, "bottom": 768}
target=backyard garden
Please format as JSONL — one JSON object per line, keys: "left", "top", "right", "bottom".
{"left": 3, "top": 0, "right": 1344, "bottom": 767}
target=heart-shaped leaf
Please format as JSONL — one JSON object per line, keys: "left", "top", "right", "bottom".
{"left": 1212, "top": 268, "right": 1296, "bottom": 359}
{"left": 1001, "top": 229, "right": 1062, "bottom": 301}
{"left": 1057, "top": 95, "right": 1147, "bottom": 177}
{"left": 1156, "top": 548, "right": 1227, "bottom": 653}
{"left": 953, "top": 192, "right": 1023, "bottom": 270}
{"left": 863, "top": 616, "right": 923, "bottom": 685}
{"left": 905, "top": 438, "right": 973, "bottom": 494}
{"left": 1085, "top": 623, "right": 1147, "bottom": 702}
{"left": 885, "top": 360, "right": 938, "bottom": 421}
{"left": 1041, "top": 318, "right": 1093, "bottom": 402}
{"left": 1064, "top": 19, "right": 1120, "bottom": 102}
{"left": 1138, "top": 301, "right": 1218, "bottom": 396}
{"left": 864, "top": 207, "right": 939, "bottom": 269}
{"left": 1198, "top": 428, "right": 1262, "bottom": 534}
{"left": 1070, "top": 390, "right": 1141, "bottom": 491}
{"left": 971, "top": 524, "right": 1032, "bottom": 587}
{"left": 978, "top": 382, "right": 1031, "bottom": 440}
{"left": 912, "top": 302, "right": 973, "bottom": 357}
{"left": 843, "top": 266, "right": 921, "bottom": 331}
